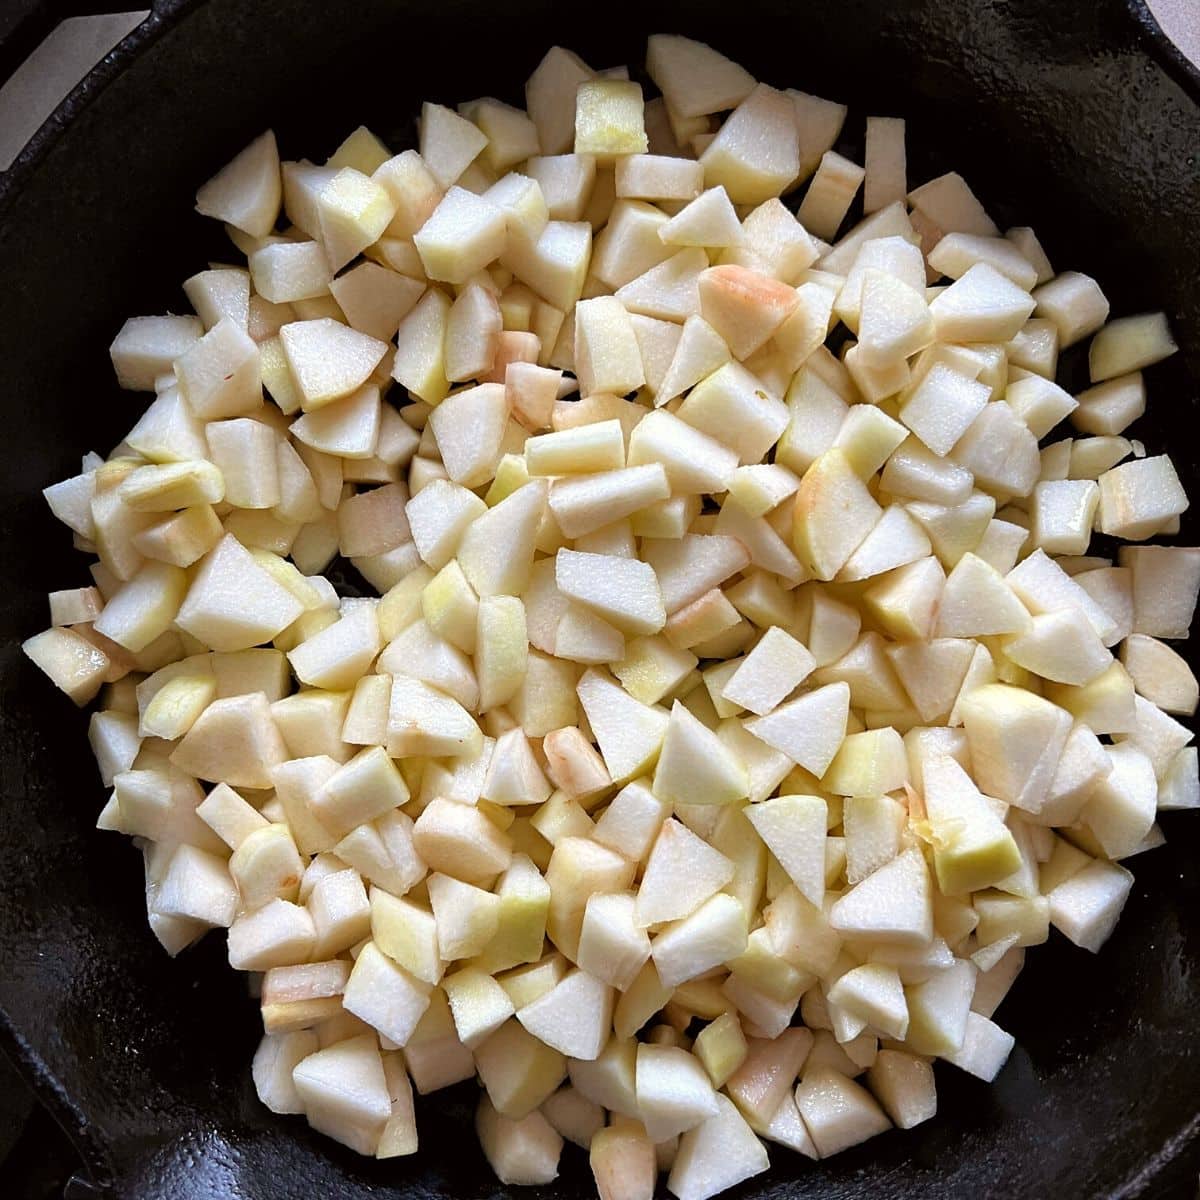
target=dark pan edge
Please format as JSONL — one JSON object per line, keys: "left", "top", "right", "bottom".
{"left": 0, "top": 0, "right": 198, "bottom": 215}
{"left": 0, "top": 1018, "right": 112, "bottom": 1189}
{"left": 1126, "top": 0, "right": 1200, "bottom": 101}
{"left": 0, "top": 1, "right": 1197, "bottom": 1196}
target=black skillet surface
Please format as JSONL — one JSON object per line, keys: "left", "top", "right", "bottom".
{"left": 0, "top": 0, "right": 1198, "bottom": 1196}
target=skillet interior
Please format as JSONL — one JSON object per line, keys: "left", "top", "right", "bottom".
{"left": 0, "top": 0, "right": 1197, "bottom": 1195}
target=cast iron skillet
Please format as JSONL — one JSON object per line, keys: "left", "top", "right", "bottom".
{"left": 0, "top": 0, "right": 1198, "bottom": 1196}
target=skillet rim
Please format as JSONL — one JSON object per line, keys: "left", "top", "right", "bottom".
{"left": 0, "top": 0, "right": 1197, "bottom": 1194}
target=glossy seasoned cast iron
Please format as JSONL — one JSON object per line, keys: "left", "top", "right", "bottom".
{"left": 0, "top": 0, "right": 1197, "bottom": 1195}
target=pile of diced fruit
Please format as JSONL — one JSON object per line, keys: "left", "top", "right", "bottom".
{"left": 24, "top": 32, "right": 1198, "bottom": 1200}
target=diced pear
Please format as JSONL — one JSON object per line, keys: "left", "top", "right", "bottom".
{"left": 475, "top": 1019, "right": 566, "bottom": 1120}
{"left": 341, "top": 942, "right": 432, "bottom": 1049}
{"left": 1007, "top": 374, "right": 1078, "bottom": 439}
{"left": 109, "top": 315, "right": 203, "bottom": 392}
{"left": 196, "top": 130, "right": 281, "bottom": 237}
{"left": 578, "top": 892, "right": 652, "bottom": 990}
{"left": 635, "top": 1043, "right": 719, "bottom": 1141}
{"left": 588, "top": 1120, "right": 655, "bottom": 1200}
{"left": 922, "top": 754, "right": 1021, "bottom": 894}
{"left": 425, "top": 382, "right": 508, "bottom": 487}
{"left": 935, "top": 552, "right": 1030, "bottom": 638}
{"left": 699, "top": 84, "right": 800, "bottom": 205}
{"left": 626, "top": 409, "right": 739, "bottom": 496}
{"left": 411, "top": 797, "right": 509, "bottom": 889}
{"left": 574, "top": 297, "right": 646, "bottom": 397}
{"left": 928, "top": 262, "right": 1035, "bottom": 343}
{"left": 545, "top": 836, "right": 636, "bottom": 959}
{"left": 285, "top": 603, "right": 378, "bottom": 692}
{"left": 659, "top": 189, "right": 743, "bottom": 251}
{"left": 828, "top": 964, "right": 909, "bottom": 1040}
{"left": 1089, "top": 312, "right": 1176, "bottom": 382}
{"left": 1032, "top": 270, "right": 1109, "bottom": 347}
{"left": 592, "top": 779, "right": 670, "bottom": 864}
{"left": 942, "top": 1011, "right": 1014, "bottom": 1082}
{"left": 369, "top": 888, "right": 440, "bottom": 985}
{"left": 482, "top": 728, "right": 550, "bottom": 807}
{"left": 745, "top": 795, "right": 826, "bottom": 906}
{"left": 697, "top": 266, "right": 798, "bottom": 361}
{"left": 421, "top": 560, "right": 479, "bottom": 654}
{"left": 556, "top": 549, "right": 665, "bottom": 636}
{"left": 307, "top": 868, "right": 371, "bottom": 958}
{"left": 959, "top": 684, "right": 1072, "bottom": 813}
{"left": 857, "top": 270, "right": 933, "bottom": 366}
{"left": 281, "top": 318, "right": 387, "bottom": 411}
{"left": 527, "top": 420, "right": 626, "bottom": 476}
{"left": 1080, "top": 742, "right": 1157, "bottom": 859}
{"left": 794, "top": 1066, "right": 891, "bottom": 1158}
{"left": 824, "top": 727, "right": 909, "bottom": 798}
{"left": 903, "top": 957, "right": 975, "bottom": 1056}
{"left": 457, "top": 480, "right": 547, "bottom": 597}
{"left": 668, "top": 1094, "right": 770, "bottom": 1200}
{"left": 379, "top": 619, "right": 478, "bottom": 710}
{"left": 227, "top": 895, "right": 316, "bottom": 970}
{"left": 506, "top": 360, "right": 562, "bottom": 430}
{"left": 1096, "top": 455, "right": 1188, "bottom": 540}
{"left": 170, "top": 692, "right": 287, "bottom": 789}
{"left": 292, "top": 1034, "right": 391, "bottom": 1155}
{"left": 516, "top": 967, "right": 614, "bottom": 1060}
{"left": 1007, "top": 549, "right": 1119, "bottom": 644}
{"left": 796, "top": 151, "right": 866, "bottom": 241}
{"left": 1046, "top": 857, "right": 1133, "bottom": 952}
{"left": 253, "top": 1029, "right": 318, "bottom": 1115}
{"left": 637, "top": 818, "right": 734, "bottom": 927}
{"left": 476, "top": 1095, "right": 563, "bottom": 1186}
{"left": 744, "top": 681, "right": 850, "bottom": 778}
{"left": 486, "top": 172, "right": 549, "bottom": 242}
{"left": 575, "top": 80, "right": 648, "bottom": 162}
{"left": 1002, "top": 609, "right": 1111, "bottom": 685}
{"left": 1043, "top": 661, "right": 1137, "bottom": 736}
{"left": 1118, "top": 545, "right": 1200, "bottom": 639}
{"left": 419, "top": 102, "right": 488, "bottom": 188}
{"left": 651, "top": 892, "right": 748, "bottom": 987}
{"left": 429, "top": 874, "right": 501, "bottom": 961}
{"left": 414, "top": 187, "right": 507, "bottom": 284}
{"left": 473, "top": 595, "right": 528, "bottom": 712}
{"left": 841, "top": 794, "right": 906, "bottom": 886}
{"left": 392, "top": 288, "right": 451, "bottom": 405}
{"left": 678, "top": 363, "right": 788, "bottom": 464}
{"left": 908, "top": 171, "right": 996, "bottom": 237}
{"left": 830, "top": 847, "right": 933, "bottom": 948}
{"left": 713, "top": 627, "right": 811, "bottom": 716}
{"left": 549, "top": 465, "right": 670, "bottom": 540}
{"left": 646, "top": 36, "right": 756, "bottom": 119}
{"left": 614, "top": 248, "right": 705, "bottom": 324}
{"left": 375, "top": 1053, "right": 418, "bottom": 1159}
{"left": 792, "top": 448, "right": 882, "bottom": 581}
{"left": 866, "top": 1050, "right": 936, "bottom": 1129}
{"left": 330, "top": 261, "right": 424, "bottom": 342}
{"left": 314, "top": 168, "right": 396, "bottom": 271}
{"left": 693, "top": 1012, "right": 749, "bottom": 1089}
{"left": 1121, "top": 634, "right": 1198, "bottom": 716}
{"left": 652, "top": 700, "right": 748, "bottom": 807}
{"left": 542, "top": 1086, "right": 605, "bottom": 1151}
{"left": 501, "top": 219, "right": 593, "bottom": 313}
